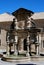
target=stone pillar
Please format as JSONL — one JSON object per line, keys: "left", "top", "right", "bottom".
{"left": 26, "top": 35, "right": 30, "bottom": 57}
{"left": 14, "top": 35, "right": 18, "bottom": 56}
{"left": 36, "top": 33, "right": 39, "bottom": 56}
{"left": 36, "top": 44, "right": 39, "bottom": 56}
{"left": 39, "top": 34, "right": 41, "bottom": 54}
{"left": 35, "top": 44, "right": 37, "bottom": 54}
{"left": 20, "top": 38, "right": 24, "bottom": 51}
{"left": 14, "top": 43, "right": 18, "bottom": 55}
{"left": 37, "top": 34, "right": 39, "bottom": 43}
{"left": 6, "top": 41, "right": 10, "bottom": 55}
{"left": 6, "top": 34, "right": 10, "bottom": 55}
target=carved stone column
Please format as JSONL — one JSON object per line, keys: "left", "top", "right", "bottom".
{"left": 14, "top": 35, "right": 18, "bottom": 56}
{"left": 26, "top": 34, "right": 30, "bottom": 57}
{"left": 36, "top": 44, "right": 39, "bottom": 56}
{"left": 7, "top": 45, "right": 10, "bottom": 55}
{"left": 20, "top": 38, "right": 24, "bottom": 51}
{"left": 36, "top": 33, "right": 39, "bottom": 56}
{"left": 6, "top": 40, "right": 10, "bottom": 55}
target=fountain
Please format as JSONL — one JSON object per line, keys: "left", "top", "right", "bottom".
{"left": 2, "top": 8, "right": 41, "bottom": 62}
{"left": 1, "top": 17, "right": 41, "bottom": 62}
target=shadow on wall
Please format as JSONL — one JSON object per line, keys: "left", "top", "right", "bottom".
{"left": 17, "top": 64, "right": 36, "bottom": 65}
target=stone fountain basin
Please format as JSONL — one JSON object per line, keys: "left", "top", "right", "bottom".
{"left": 1, "top": 54, "right": 30, "bottom": 62}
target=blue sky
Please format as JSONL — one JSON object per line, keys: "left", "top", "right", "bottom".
{"left": 0, "top": 0, "right": 44, "bottom": 14}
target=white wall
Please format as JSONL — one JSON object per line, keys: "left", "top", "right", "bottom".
{"left": 0, "top": 29, "right": 7, "bottom": 50}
